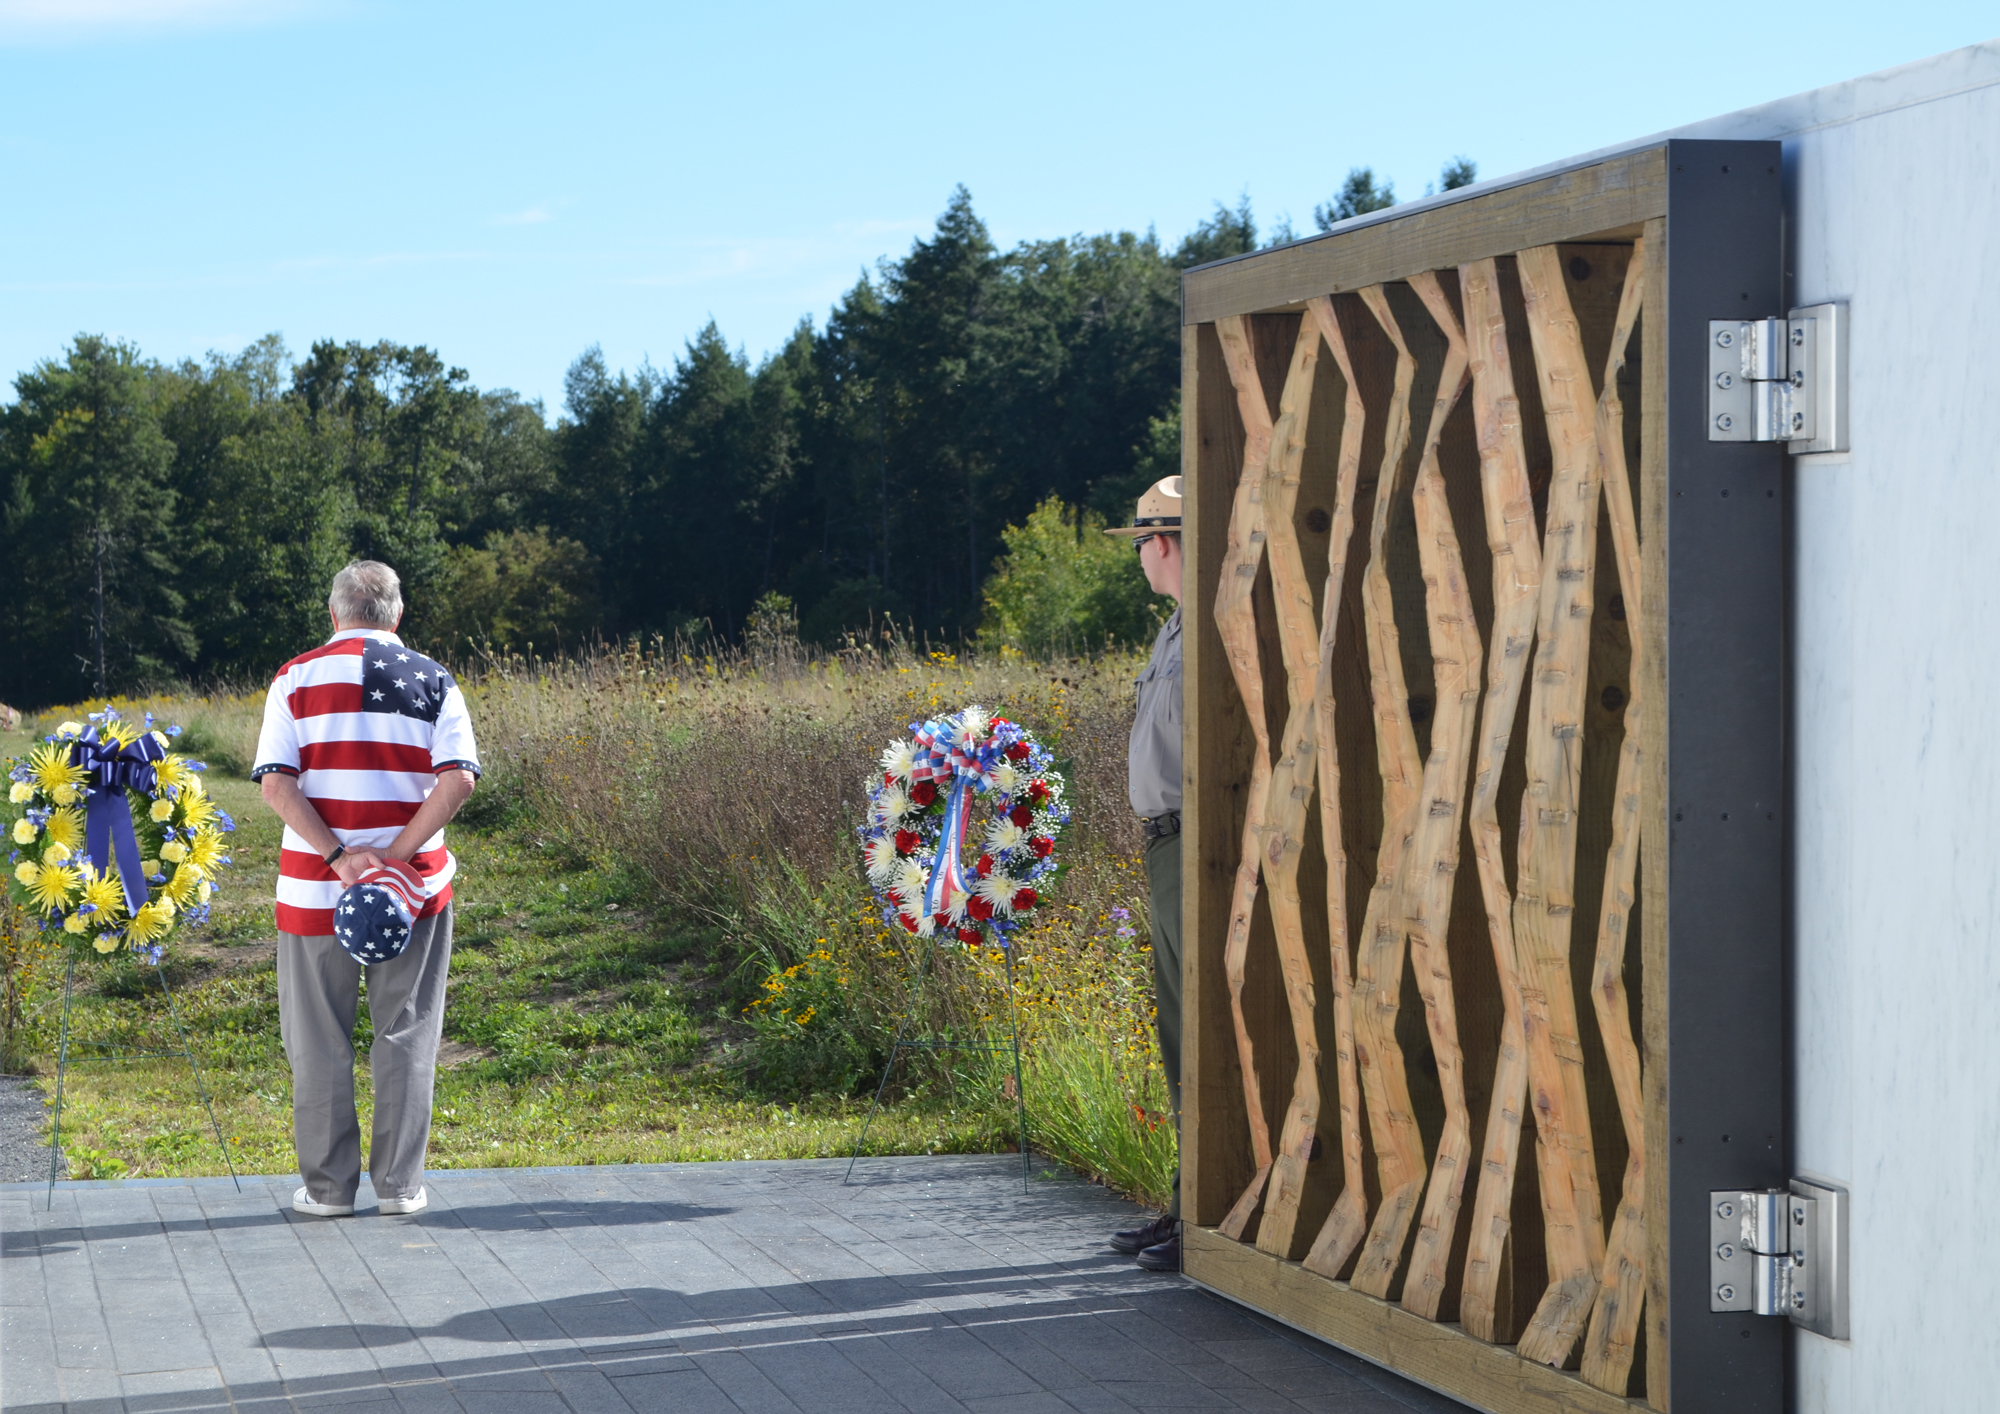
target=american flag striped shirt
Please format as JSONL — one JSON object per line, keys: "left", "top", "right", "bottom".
{"left": 250, "top": 630, "right": 481, "bottom": 937}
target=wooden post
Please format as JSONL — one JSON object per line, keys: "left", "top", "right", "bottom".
{"left": 1301, "top": 295, "right": 1373, "bottom": 1281}
{"left": 1250, "top": 318, "right": 1335, "bottom": 1259}
{"left": 1511, "top": 244, "right": 1609, "bottom": 1368}
{"left": 1344, "top": 285, "right": 1429, "bottom": 1299}
{"left": 1211, "top": 314, "right": 1279, "bottom": 1237}
{"left": 1579, "top": 241, "right": 1649, "bottom": 1396}
{"left": 1396, "top": 272, "right": 1480, "bottom": 1320}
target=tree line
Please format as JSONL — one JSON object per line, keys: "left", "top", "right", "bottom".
{"left": 0, "top": 163, "right": 1473, "bottom": 708}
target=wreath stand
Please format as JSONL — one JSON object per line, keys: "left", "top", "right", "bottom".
{"left": 845, "top": 935, "right": 1031, "bottom": 1191}
{"left": 46, "top": 954, "right": 239, "bottom": 1209}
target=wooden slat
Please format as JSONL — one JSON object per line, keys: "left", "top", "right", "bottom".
{"left": 1185, "top": 322, "right": 1259, "bottom": 1230}
{"left": 1182, "top": 151, "right": 1666, "bottom": 325}
{"left": 1211, "top": 315, "right": 1280, "bottom": 1237}
{"left": 1510, "top": 246, "right": 1609, "bottom": 1368}
{"left": 1578, "top": 243, "right": 1648, "bottom": 1396}
{"left": 1344, "top": 285, "right": 1428, "bottom": 1298}
{"left": 1185, "top": 1227, "right": 1647, "bottom": 1414}
{"left": 1635, "top": 219, "right": 1669, "bottom": 1413}
{"left": 1252, "top": 318, "right": 1333, "bottom": 1259}
{"left": 1455, "top": 256, "right": 1546, "bottom": 1344}
{"left": 1301, "top": 295, "right": 1373, "bottom": 1281}
{"left": 1396, "top": 272, "right": 1480, "bottom": 1320}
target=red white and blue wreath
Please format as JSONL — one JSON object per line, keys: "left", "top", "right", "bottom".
{"left": 861, "top": 706, "right": 1069, "bottom": 946}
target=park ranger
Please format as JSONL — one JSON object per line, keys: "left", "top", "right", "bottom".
{"left": 1104, "top": 475, "right": 1185, "bottom": 1273}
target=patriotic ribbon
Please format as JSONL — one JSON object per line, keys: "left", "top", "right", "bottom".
{"left": 911, "top": 712, "right": 1008, "bottom": 920}
{"left": 70, "top": 725, "right": 166, "bottom": 916}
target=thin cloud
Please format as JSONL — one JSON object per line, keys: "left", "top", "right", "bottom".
{"left": 493, "top": 206, "right": 553, "bottom": 227}
{"left": 0, "top": 0, "right": 322, "bottom": 41}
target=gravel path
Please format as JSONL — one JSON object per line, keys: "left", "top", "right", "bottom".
{"left": 0, "top": 1073, "right": 62, "bottom": 1183}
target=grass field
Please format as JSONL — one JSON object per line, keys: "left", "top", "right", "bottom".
{"left": 1, "top": 640, "right": 1175, "bottom": 1205}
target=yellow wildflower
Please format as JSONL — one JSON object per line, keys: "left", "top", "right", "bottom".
{"left": 43, "top": 808, "right": 83, "bottom": 854}
{"left": 27, "top": 861, "right": 78, "bottom": 913}
{"left": 149, "top": 797, "right": 173, "bottom": 823}
{"left": 62, "top": 913, "right": 86, "bottom": 935}
{"left": 93, "top": 934, "right": 119, "bottom": 954}
{"left": 7, "top": 782, "right": 30, "bottom": 804}
{"left": 11, "top": 819, "right": 35, "bottom": 845}
{"left": 14, "top": 861, "right": 37, "bottom": 886}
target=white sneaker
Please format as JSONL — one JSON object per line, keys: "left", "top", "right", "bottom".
{"left": 293, "top": 1186, "right": 354, "bottom": 1217}
{"left": 377, "top": 1187, "right": 427, "bottom": 1215}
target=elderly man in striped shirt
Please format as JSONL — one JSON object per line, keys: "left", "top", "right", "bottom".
{"left": 251, "top": 560, "right": 479, "bottom": 1218}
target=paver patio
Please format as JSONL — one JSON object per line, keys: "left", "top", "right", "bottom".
{"left": 0, "top": 1156, "right": 1471, "bottom": 1413}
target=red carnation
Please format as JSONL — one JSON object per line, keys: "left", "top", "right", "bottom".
{"left": 967, "top": 896, "right": 995, "bottom": 921}
{"left": 1028, "top": 780, "right": 1051, "bottom": 805}
{"left": 1006, "top": 741, "right": 1030, "bottom": 761}
{"left": 933, "top": 912, "right": 951, "bottom": 930}
{"left": 897, "top": 912, "right": 919, "bottom": 933}
{"left": 957, "top": 926, "right": 983, "bottom": 945}
{"left": 884, "top": 771, "right": 896, "bottom": 786}
{"left": 910, "top": 780, "right": 938, "bottom": 807}
{"left": 1011, "top": 888, "right": 1038, "bottom": 911}
{"left": 1030, "top": 835, "right": 1054, "bottom": 858}
{"left": 975, "top": 853, "right": 994, "bottom": 878}
{"left": 894, "top": 828, "right": 920, "bottom": 855}
{"left": 1009, "top": 805, "right": 1033, "bottom": 828}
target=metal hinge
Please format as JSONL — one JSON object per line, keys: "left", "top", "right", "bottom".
{"left": 1707, "top": 302, "right": 1848, "bottom": 453}
{"left": 1710, "top": 1178, "right": 1849, "bottom": 1339}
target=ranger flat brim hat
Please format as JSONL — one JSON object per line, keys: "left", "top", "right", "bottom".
{"left": 1103, "top": 475, "right": 1183, "bottom": 537}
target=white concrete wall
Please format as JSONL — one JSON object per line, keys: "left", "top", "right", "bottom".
{"left": 1681, "top": 41, "right": 2000, "bottom": 1414}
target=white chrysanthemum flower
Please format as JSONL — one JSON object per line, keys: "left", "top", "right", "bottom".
{"left": 953, "top": 707, "right": 989, "bottom": 746}
{"left": 988, "top": 762, "right": 1021, "bottom": 794}
{"left": 985, "top": 818, "right": 1026, "bottom": 853}
{"left": 974, "top": 872, "right": 1018, "bottom": 916}
{"left": 916, "top": 911, "right": 938, "bottom": 937}
{"left": 872, "top": 786, "right": 911, "bottom": 827}
{"left": 945, "top": 887, "right": 969, "bottom": 922}
{"left": 893, "top": 858, "right": 929, "bottom": 902}
{"left": 879, "top": 740, "right": 917, "bottom": 780}
{"left": 864, "top": 835, "right": 901, "bottom": 884}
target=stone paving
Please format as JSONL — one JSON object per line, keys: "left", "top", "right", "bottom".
{"left": 1, "top": 1156, "right": 1471, "bottom": 1413}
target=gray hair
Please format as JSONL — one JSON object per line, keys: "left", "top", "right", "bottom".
{"left": 329, "top": 560, "right": 404, "bottom": 628}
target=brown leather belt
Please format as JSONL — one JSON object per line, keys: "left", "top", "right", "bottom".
{"left": 1140, "top": 812, "right": 1181, "bottom": 840}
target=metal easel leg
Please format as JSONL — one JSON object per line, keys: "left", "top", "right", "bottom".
{"left": 155, "top": 963, "right": 239, "bottom": 1191}
{"left": 845, "top": 937, "right": 936, "bottom": 1185}
{"left": 1003, "top": 945, "right": 1029, "bottom": 1190}
{"left": 47, "top": 957, "right": 73, "bottom": 1211}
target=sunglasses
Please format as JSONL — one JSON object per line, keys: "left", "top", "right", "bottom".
{"left": 1133, "top": 533, "right": 1158, "bottom": 553}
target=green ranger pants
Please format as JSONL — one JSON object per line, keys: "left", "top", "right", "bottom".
{"left": 1146, "top": 831, "right": 1183, "bottom": 1218}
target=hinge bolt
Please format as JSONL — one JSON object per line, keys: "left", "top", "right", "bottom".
{"left": 1715, "top": 414, "right": 1734, "bottom": 432}
{"left": 1716, "top": 1242, "right": 1736, "bottom": 1260}
{"left": 1716, "top": 1200, "right": 1736, "bottom": 1220}
{"left": 1717, "top": 1284, "right": 1737, "bottom": 1302}
{"left": 1716, "top": 330, "right": 1735, "bottom": 348}
{"left": 1715, "top": 372, "right": 1734, "bottom": 389}
{"left": 1793, "top": 1292, "right": 1806, "bottom": 1310}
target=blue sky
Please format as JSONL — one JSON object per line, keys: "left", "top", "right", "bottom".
{"left": 2, "top": 2, "right": 1993, "bottom": 415}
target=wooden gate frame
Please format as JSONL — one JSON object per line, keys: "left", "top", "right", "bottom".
{"left": 1178, "top": 140, "right": 1787, "bottom": 1413}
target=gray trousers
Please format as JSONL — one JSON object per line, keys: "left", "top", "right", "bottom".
{"left": 278, "top": 905, "right": 452, "bottom": 1205}
{"left": 1145, "top": 832, "right": 1183, "bottom": 1218}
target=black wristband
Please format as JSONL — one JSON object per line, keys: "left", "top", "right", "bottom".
{"left": 323, "top": 845, "right": 347, "bottom": 868}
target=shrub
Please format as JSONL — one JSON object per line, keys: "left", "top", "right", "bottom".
{"left": 979, "top": 497, "right": 1164, "bottom": 657}
{"left": 423, "top": 527, "right": 599, "bottom": 656}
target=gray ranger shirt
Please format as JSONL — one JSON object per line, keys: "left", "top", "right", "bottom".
{"left": 1128, "top": 606, "right": 1183, "bottom": 818}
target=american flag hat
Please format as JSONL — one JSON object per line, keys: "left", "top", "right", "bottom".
{"left": 332, "top": 859, "right": 425, "bottom": 964}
